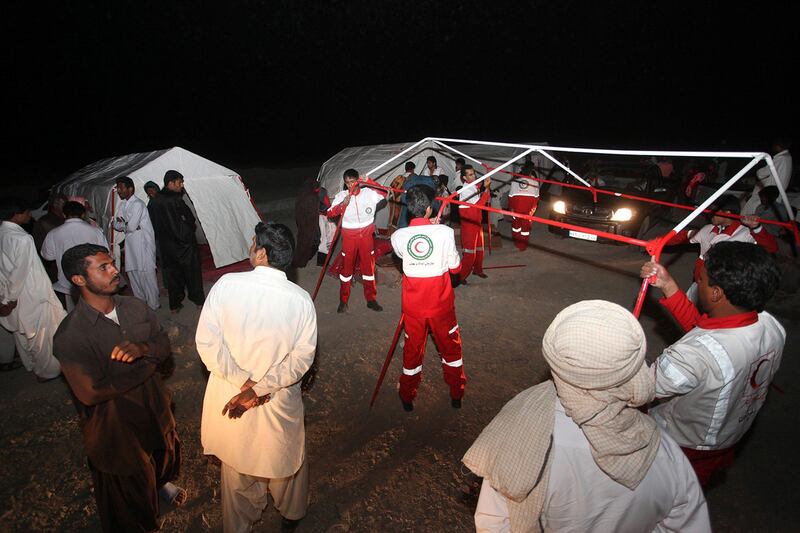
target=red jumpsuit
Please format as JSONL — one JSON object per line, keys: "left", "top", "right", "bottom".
{"left": 390, "top": 218, "right": 465, "bottom": 402}
{"left": 508, "top": 175, "right": 540, "bottom": 251}
{"left": 458, "top": 185, "right": 490, "bottom": 282}
{"left": 327, "top": 185, "right": 387, "bottom": 304}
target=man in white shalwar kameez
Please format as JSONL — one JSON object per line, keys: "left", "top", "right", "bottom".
{"left": 197, "top": 221, "right": 317, "bottom": 533}
{"left": 113, "top": 177, "right": 160, "bottom": 310}
{"left": 41, "top": 201, "right": 108, "bottom": 312}
{"left": 0, "top": 199, "right": 65, "bottom": 380}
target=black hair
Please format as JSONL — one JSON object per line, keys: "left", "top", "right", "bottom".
{"left": 521, "top": 163, "right": 537, "bottom": 177}
{"left": 405, "top": 161, "right": 416, "bottom": 172}
{"left": 455, "top": 157, "right": 466, "bottom": 166}
{"left": 406, "top": 185, "right": 433, "bottom": 218}
{"left": 50, "top": 192, "right": 68, "bottom": 205}
{"left": 760, "top": 186, "right": 780, "bottom": 206}
{"left": 0, "top": 197, "right": 29, "bottom": 221}
{"left": 705, "top": 241, "right": 780, "bottom": 312}
{"left": 254, "top": 221, "right": 295, "bottom": 272}
{"left": 426, "top": 156, "right": 437, "bottom": 165}
{"left": 343, "top": 168, "right": 359, "bottom": 180}
{"left": 62, "top": 243, "right": 110, "bottom": 283}
{"left": 62, "top": 201, "right": 86, "bottom": 219}
{"left": 773, "top": 138, "right": 792, "bottom": 150}
{"left": 438, "top": 175, "right": 450, "bottom": 187}
{"left": 163, "top": 169, "right": 184, "bottom": 186}
{"left": 710, "top": 194, "right": 741, "bottom": 215}
{"left": 115, "top": 176, "right": 135, "bottom": 189}
{"left": 461, "top": 164, "right": 474, "bottom": 177}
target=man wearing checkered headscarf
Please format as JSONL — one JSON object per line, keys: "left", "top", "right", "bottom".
{"left": 464, "top": 300, "right": 710, "bottom": 533}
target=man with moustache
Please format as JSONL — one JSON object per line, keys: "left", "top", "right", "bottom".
{"left": 54, "top": 243, "right": 185, "bottom": 532}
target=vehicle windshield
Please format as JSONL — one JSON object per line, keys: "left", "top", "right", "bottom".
{"left": 568, "top": 166, "right": 652, "bottom": 192}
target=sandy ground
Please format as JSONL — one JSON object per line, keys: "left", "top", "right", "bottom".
{"left": 1, "top": 169, "right": 799, "bottom": 532}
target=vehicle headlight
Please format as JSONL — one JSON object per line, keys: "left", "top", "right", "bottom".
{"left": 611, "top": 208, "right": 633, "bottom": 221}
{"left": 552, "top": 200, "right": 567, "bottom": 214}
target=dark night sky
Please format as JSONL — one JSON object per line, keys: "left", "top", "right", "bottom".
{"left": 4, "top": 1, "right": 797, "bottom": 192}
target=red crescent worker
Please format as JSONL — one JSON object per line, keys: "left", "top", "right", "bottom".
{"left": 391, "top": 185, "right": 465, "bottom": 411}
{"left": 641, "top": 241, "right": 785, "bottom": 487}
{"left": 508, "top": 163, "right": 540, "bottom": 251}
{"left": 458, "top": 165, "right": 490, "bottom": 284}
{"left": 327, "top": 168, "right": 387, "bottom": 313}
{"left": 664, "top": 194, "right": 777, "bottom": 302}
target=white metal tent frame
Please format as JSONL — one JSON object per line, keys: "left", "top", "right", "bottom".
{"left": 363, "top": 136, "right": 795, "bottom": 240}
{"left": 354, "top": 136, "right": 796, "bottom": 317}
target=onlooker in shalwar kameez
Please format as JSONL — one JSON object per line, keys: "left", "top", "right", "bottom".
{"left": 197, "top": 222, "right": 317, "bottom": 533}
{"left": 0, "top": 198, "right": 64, "bottom": 381}
{"left": 32, "top": 192, "right": 67, "bottom": 282}
{"left": 641, "top": 241, "right": 785, "bottom": 487}
{"left": 316, "top": 184, "right": 335, "bottom": 265}
{"left": 147, "top": 170, "right": 205, "bottom": 313}
{"left": 743, "top": 139, "right": 792, "bottom": 215}
{"left": 41, "top": 201, "right": 108, "bottom": 311}
{"left": 292, "top": 178, "right": 322, "bottom": 269}
{"left": 54, "top": 243, "right": 185, "bottom": 532}
{"left": 466, "top": 300, "right": 710, "bottom": 533}
{"left": 114, "top": 177, "right": 160, "bottom": 310}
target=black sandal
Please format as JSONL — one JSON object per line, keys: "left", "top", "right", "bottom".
{"left": 0, "top": 360, "right": 22, "bottom": 372}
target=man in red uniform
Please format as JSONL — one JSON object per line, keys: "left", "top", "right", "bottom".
{"left": 666, "top": 195, "right": 777, "bottom": 301}
{"left": 458, "top": 165, "right": 490, "bottom": 284}
{"left": 327, "top": 168, "right": 387, "bottom": 313}
{"left": 391, "top": 186, "right": 465, "bottom": 411}
{"left": 507, "top": 164, "right": 540, "bottom": 251}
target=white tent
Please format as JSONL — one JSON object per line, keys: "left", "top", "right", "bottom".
{"left": 54, "top": 146, "right": 261, "bottom": 268}
{"left": 316, "top": 138, "right": 550, "bottom": 230}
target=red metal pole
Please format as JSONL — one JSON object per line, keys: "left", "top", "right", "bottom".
{"left": 632, "top": 231, "right": 673, "bottom": 318}
{"left": 369, "top": 313, "right": 405, "bottom": 408}
{"left": 312, "top": 214, "right": 344, "bottom": 302}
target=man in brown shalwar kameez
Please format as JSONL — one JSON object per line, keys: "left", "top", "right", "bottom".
{"left": 53, "top": 243, "right": 186, "bottom": 532}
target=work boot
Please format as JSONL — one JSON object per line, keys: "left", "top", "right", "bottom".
{"left": 451, "top": 398, "right": 462, "bottom": 409}
{"left": 317, "top": 252, "right": 327, "bottom": 266}
{"left": 337, "top": 301, "right": 348, "bottom": 313}
{"left": 400, "top": 394, "right": 414, "bottom": 412}
{"left": 367, "top": 300, "right": 383, "bottom": 312}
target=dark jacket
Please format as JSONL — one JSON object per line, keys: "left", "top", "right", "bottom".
{"left": 147, "top": 189, "right": 198, "bottom": 267}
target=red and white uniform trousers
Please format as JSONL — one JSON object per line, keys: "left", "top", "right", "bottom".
{"left": 339, "top": 225, "right": 377, "bottom": 304}
{"left": 399, "top": 307, "right": 466, "bottom": 403}
{"left": 459, "top": 218, "right": 485, "bottom": 282}
{"left": 508, "top": 195, "right": 539, "bottom": 251}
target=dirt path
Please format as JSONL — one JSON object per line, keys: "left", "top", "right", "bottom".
{"left": 1, "top": 205, "right": 798, "bottom": 532}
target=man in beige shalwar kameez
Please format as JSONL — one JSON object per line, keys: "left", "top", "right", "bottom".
{"left": 465, "top": 300, "right": 711, "bottom": 533}
{"left": 197, "top": 222, "right": 317, "bottom": 533}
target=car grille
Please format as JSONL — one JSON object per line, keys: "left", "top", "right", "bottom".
{"left": 567, "top": 205, "right": 613, "bottom": 219}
